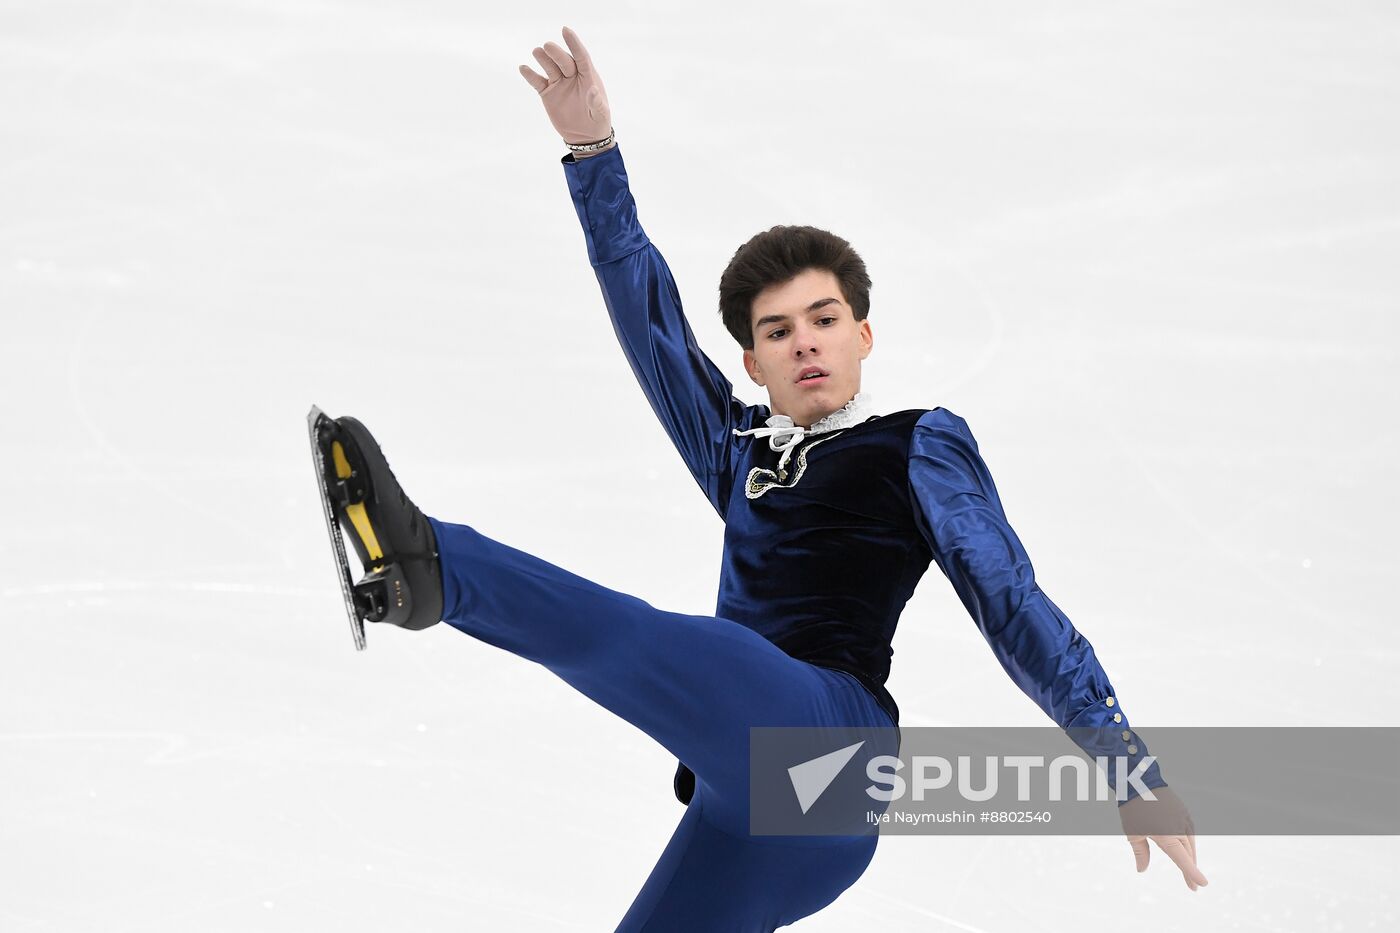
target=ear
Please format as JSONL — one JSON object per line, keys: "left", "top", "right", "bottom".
{"left": 857, "top": 319, "right": 873, "bottom": 360}
{"left": 743, "top": 348, "right": 765, "bottom": 386}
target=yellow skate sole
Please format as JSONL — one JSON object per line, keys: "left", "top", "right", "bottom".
{"left": 331, "top": 439, "right": 386, "bottom": 573}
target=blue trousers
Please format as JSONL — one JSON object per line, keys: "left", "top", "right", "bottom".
{"left": 426, "top": 518, "right": 892, "bottom": 932}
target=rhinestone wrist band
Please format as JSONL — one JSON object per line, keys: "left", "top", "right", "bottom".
{"left": 564, "top": 128, "right": 616, "bottom": 152}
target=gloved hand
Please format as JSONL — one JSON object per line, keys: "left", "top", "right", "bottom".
{"left": 518, "top": 26, "right": 614, "bottom": 148}
{"left": 1119, "top": 785, "right": 1210, "bottom": 891}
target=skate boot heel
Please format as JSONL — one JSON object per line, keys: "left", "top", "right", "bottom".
{"left": 352, "top": 564, "right": 414, "bottom": 627}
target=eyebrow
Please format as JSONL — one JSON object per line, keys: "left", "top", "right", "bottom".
{"left": 753, "top": 297, "right": 842, "bottom": 329}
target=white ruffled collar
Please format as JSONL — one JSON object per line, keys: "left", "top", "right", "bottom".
{"left": 763, "top": 392, "right": 874, "bottom": 435}
{"left": 732, "top": 393, "right": 876, "bottom": 472}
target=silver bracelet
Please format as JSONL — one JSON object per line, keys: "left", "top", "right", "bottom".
{"left": 564, "top": 127, "right": 616, "bottom": 152}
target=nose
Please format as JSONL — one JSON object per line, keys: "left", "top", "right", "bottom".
{"left": 792, "top": 325, "right": 818, "bottom": 357}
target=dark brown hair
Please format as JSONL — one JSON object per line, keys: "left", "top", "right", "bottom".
{"left": 717, "top": 225, "right": 872, "bottom": 350}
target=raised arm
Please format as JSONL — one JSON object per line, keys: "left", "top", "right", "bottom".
{"left": 519, "top": 26, "right": 760, "bottom": 516}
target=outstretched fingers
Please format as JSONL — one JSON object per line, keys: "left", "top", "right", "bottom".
{"left": 531, "top": 46, "right": 565, "bottom": 82}
{"left": 561, "top": 26, "right": 593, "bottom": 75}
{"left": 541, "top": 40, "right": 577, "bottom": 78}
{"left": 518, "top": 64, "right": 548, "bottom": 93}
{"left": 1154, "top": 834, "right": 1209, "bottom": 891}
{"left": 520, "top": 27, "right": 593, "bottom": 94}
{"left": 1127, "top": 834, "right": 1151, "bottom": 872}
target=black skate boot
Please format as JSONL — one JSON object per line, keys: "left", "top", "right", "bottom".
{"left": 307, "top": 405, "right": 443, "bottom": 648}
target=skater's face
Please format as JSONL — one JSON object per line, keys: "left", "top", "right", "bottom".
{"left": 743, "top": 267, "right": 873, "bottom": 428}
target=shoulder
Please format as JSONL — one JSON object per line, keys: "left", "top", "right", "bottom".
{"left": 865, "top": 407, "right": 927, "bottom": 428}
{"left": 909, "top": 407, "right": 983, "bottom": 461}
{"left": 828, "top": 408, "right": 933, "bottom": 452}
{"left": 837, "top": 407, "right": 978, "bottom": 452}
{"left": 910, "top": 406, "right": 972, "bottom": 439}
{"left": 913, "top": 406, "right": 969, "bottom": 432}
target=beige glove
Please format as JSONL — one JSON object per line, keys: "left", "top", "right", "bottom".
{"left": 1119, "top": 786, "right": 1210, "bottom": 891}
{"left": 518, "top": 26, "right": 614, "bottom": 150}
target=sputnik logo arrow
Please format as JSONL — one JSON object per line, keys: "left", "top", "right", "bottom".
{"left": 788, "top": 741, "right": 865, "bottom": 814}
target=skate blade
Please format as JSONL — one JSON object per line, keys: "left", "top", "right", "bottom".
{"left": 308, "top": 404, "right": 367, "bottom": 650}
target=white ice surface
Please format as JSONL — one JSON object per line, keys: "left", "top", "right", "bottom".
{"left": 2, "top": 1, "right": 1397, "bottom": 930}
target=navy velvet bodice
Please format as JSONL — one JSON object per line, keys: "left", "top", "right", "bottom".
{"left": 717, "top": 409, "right": 932, "bottom": 726}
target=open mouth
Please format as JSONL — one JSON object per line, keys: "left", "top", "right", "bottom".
{"left": 797, "top": 369, "right": 829, "bottom": 386}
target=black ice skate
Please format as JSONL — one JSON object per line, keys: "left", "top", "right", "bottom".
{"left": 307, "top": 405, "right": 443, "bottom": 648}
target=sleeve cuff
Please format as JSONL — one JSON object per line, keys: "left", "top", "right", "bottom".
{"left": 1065, "top": 694, "right": 1168, "bottom": 806}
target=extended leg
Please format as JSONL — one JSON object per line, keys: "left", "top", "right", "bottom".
{"left": 428, "top": 517, "right": 890, "bottom": 836}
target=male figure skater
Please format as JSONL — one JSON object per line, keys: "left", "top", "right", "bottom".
{"left": 309, "top": 25, "right": 1207, "bottom": 931}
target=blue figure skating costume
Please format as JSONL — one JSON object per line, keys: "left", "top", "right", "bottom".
{"left": 426, "top": 143, "right": 1165, "bottom": 931}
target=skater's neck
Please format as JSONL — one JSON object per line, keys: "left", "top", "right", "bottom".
{"left": 769, "top": 393, "right": 872, "bottom": 432}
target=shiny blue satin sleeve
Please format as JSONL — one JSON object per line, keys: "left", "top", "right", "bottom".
{"left": 907, "top": 408, "right": 1167, "bottom": 804}
{"left": 561, "top": 145, "right": 761, "bottom": 517}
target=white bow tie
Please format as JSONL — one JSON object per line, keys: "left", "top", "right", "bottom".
{"left": 732, "top": 393, "right": 874, "bottom": 473}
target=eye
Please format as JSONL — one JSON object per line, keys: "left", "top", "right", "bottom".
{"left": 767, "top": 328, "right": 787, "bottom": 339}
{"left": 818, "top": 316, "right": 836, "bottom": 325}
